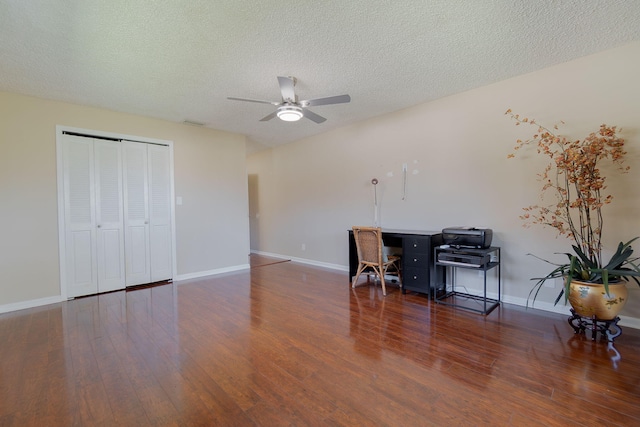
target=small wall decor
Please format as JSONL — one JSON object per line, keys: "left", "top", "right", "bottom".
{"left": 371, "top": 178, "right": 379, "bottom": 226}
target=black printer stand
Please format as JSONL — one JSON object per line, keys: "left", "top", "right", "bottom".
{"left": 434, "top": 246, "right": 501, "bottom": 315}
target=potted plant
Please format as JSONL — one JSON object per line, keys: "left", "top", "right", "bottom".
{"left": 505, "top": 109, "right": 640, "bottom": 320}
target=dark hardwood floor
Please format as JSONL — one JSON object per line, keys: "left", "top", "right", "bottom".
{"left": 2, "top": 256, "right": 640, "bottom": 426}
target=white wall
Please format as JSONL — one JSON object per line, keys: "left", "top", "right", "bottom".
{"left": 0, "top": 91, "right": 250, "bottom": 310}
{"left": 247, "top": 42, "right": 640, "bottom": 326}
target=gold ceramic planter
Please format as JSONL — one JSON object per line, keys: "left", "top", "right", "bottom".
{"left": 567, "top": 279, "right": 628, "bottom": 320}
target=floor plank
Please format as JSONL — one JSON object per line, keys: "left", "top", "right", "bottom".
{"left": 1, "top": 260, "right": 640, "bottom": 426}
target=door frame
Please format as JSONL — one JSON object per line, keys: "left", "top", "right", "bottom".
{"left": 56, "top": 125, "right": 177, "bottom": 299}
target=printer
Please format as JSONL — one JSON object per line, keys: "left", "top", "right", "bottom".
{"left": 442, "top": 227, "right": 493, "bottom": 249}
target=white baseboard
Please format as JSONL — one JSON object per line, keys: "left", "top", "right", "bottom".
{"left": 251, "top": 250, "right": 349, "bottom": 272}
{"left": 500, "top": 295, "right": 640, "bottom": 330}
{"left": 0, "top": 295, "right": 65, "bottom": 315}
{"left": 501, "top": 294, "right": 571, "bottom": 315}
{"left": 5, "top": 259, "right": 639, "bottom": 331}
{"left": 0, "top": 264, "right": 251, "bottom": 314}
{"left": 174, "top": 264, "right": 250, "bottom": 282}
{"left": 249, "top": 250, "right": 290, "bottom": 261}
{"left": 619, "top": 316, "right": 640, "bottom": 329}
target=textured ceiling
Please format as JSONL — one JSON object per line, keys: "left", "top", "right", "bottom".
{"left": 1, "top": 1, "right": 640, "bottom": 153}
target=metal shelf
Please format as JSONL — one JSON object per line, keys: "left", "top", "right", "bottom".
{"left": 434, "top": 246, "right": 501, "bottom": 315}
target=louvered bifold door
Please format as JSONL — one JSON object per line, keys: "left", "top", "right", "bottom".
{"left": 62, "top": 135, "right": 98, "bottom": 297}
{"left": 94, "top": 140, "right": 125, "bottom": 293}
{"left": 148, "top": 144, "right": 173, "bottom": 282}
{"left": 122, "top": 141, "right": 151, "bottom": 286}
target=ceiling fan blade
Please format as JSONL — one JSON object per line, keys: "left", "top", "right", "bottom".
{"left": 259, "top": 111, "right": 278, "bottom": 122}
{"left": 301, "top": 94, "right": 351, "bottom": 107}
{"left": 277, "top": 76, "right": 297, "bottom": 102}
{"left": 303, "top": 109, "right": 327, "bottom": 124}
{"left": 227, "top": 97, "right": 280, "bottom": 106}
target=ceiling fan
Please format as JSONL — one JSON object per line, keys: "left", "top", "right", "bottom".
{"left": 227, "top": 76, "right": 351, "bottom": 123}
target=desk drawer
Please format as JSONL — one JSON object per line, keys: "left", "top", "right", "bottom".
{"left": 403, "top": 253, "right": 429, "bottom": 269}
{"left": 403, "top": 267, "right": 430, "bottom": 291}
{"left": 403, "top": 237, "right": 432, "bottom": 254}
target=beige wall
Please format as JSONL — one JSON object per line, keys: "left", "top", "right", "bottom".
{"left": 0, "top": 91, "right": 250, "bottom": 308}
{"left": 247, "top": 42, "right": 640, "bottom": 326}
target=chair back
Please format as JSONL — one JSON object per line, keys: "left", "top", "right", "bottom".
{"left": 352, "top": 226, "right": 383, "bottom": 264}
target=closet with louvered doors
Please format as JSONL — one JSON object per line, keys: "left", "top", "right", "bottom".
{"left": 59, "top": 132, "right": 173, "bottom": 298}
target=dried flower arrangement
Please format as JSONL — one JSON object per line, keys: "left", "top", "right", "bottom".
{"left": 505, "top": 109, "right": 640, "bottom": 305}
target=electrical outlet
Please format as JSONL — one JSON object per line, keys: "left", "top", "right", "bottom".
{"left": 301, "top": 243, "right": 306, "bottom": 251}
{"left": 545, "top": 277, "right": 559, "bottom": 288}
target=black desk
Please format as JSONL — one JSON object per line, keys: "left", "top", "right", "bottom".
{"left": 348, "top": 229, "right": 444, "bottom": 296}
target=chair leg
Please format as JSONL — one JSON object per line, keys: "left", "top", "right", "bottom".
{"left": 379, "top": 268, "right": 387, "bottom": 296}
{"left": 352, "top": 264, "right": 366, "bottom": 288}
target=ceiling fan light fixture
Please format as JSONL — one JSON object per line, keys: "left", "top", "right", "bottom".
{"left": 276, "top": 105, "right": 304, "bottom": 122}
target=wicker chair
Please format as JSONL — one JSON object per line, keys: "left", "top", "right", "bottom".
{"left": 351, "top": 226, "right": 402, "bottom": 295}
